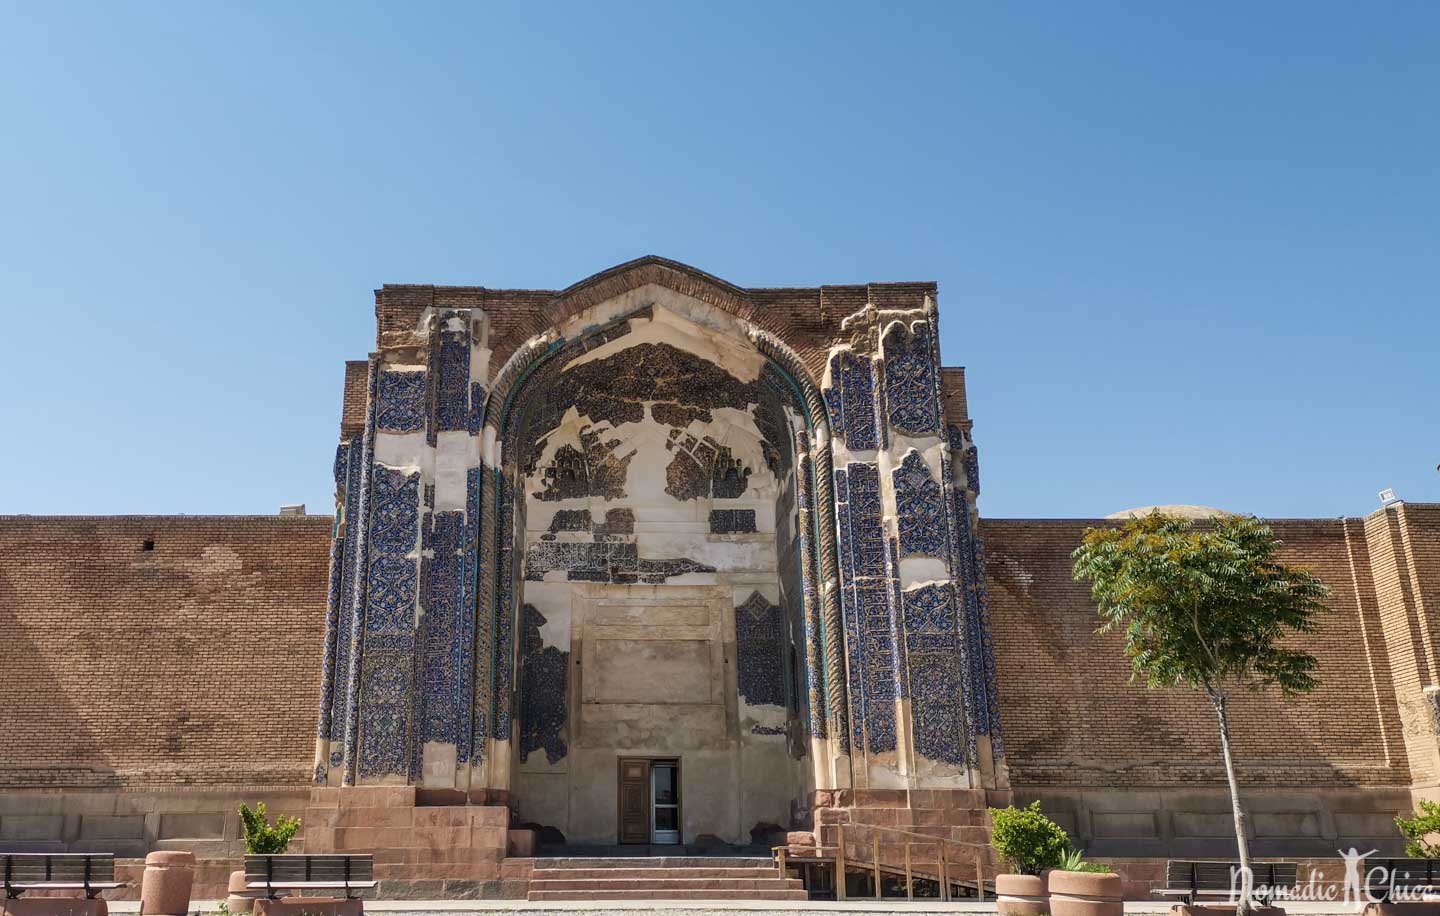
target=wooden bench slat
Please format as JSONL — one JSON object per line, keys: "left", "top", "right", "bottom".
{"left": 242, "top": 855, "right": 375, "bottom": 897}
{"left": 1, "top": 854, "right": 122, "bottom": 899}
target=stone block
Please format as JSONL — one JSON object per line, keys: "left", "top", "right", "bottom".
{"left": 506, "top": 829, "right": 535, "bottom": 857}
{"left": 0, "top": 898, "right": 108, "bottom": 916}
{"left": 252, "top": 898, "right": 362, "bottom": 916}
{"left": 0, "top": 816, "right": 64, "bottom": 841}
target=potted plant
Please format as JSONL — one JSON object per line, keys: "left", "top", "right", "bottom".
{"left": 227, "top": 803, "right": 302, "bottom": 913}
{"left": 989, "top": 802, "right": 1070, "bottom": 916}
{"left": 1049, "top": 848, "right": 1123, "bottom": 916}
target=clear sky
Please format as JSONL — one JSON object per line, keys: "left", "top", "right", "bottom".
{"left": 1, "top": 2, "right": 1435, "bottom": 520}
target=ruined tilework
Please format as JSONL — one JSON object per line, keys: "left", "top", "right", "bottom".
{"left": 910, "top": 652, "right": 967, "bottom": 765}
{"left": 711, "top": 447, "right": 753, "bottom": 499}
{"left": 794, "top": 450, "right": 827, "bottom": 741}
{"left": 518, "top": 604, "right": 568, "bottom": 765}
{"left": 460, "top": 466, "right": 481, "bottom": 762}
{"left": 467, "top": 381, "right": 487, "bottom": 435}
{"left": 523, "top": 540, "right": 714, "bottom": 584}
{"left": 893, "top": 449, "right": 946, "bottom": 559}
{"left": 840, "top": 463, "right": 887, "bottom": 578}
{"left": 835, "top": 461, "right": 898, "bottom": 755}
{"left": 651, "top": 401, "right": 711, "bottom": 427}
{"left": 548, "top": 509, "right": 592, "bottom": 532}
{"left": 418, "top": 511, "right": 465, "bottom": 748}
{"left": 434, "top": 326, "right": 470, "bottom": 433}
{"left": 493, "top": 474, "right": 515, "bottom": 741}
{"left": 341, "top": 364, "right": 379, "bottom": 785}
{"left": 665, "top": 449, "right": 710, "bottom": 501}
{"left": 536, "top": 431, "right": 632, "bottom": 501}
{"left": 752, "top": 724, "right": 786, "bottom": 736}
{"left": 709, "top": 508, "right": 757, "bottom": 534}
{"left": 366, "top": 466, "right": 421, "bottom": 634}
{"left": 735, "top": 591, "right": 785, "bottom": 707}
{"left": 954, "top": 488, "right": 1001, "bottom": 753}
{"left": 594, "top": 508, "right": 634, "bottom": 537}
{"left": 376, "top": 369, "right": 425, "bottom": 433}
{"left": 316, "top": 442, "right": 349, "bottom": 741}
{"left": 826, "top": 350, "right": 881, "bottom": 451}
{"left": 356, "top": 650, "right": 412, "bottom": 779}
{"left": 882, "top": 319, "right": 941, "bottom": 436}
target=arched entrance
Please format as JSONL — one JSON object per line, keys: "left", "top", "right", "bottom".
{"left": 475, "top": 287, "right": 846, "bottom": 845}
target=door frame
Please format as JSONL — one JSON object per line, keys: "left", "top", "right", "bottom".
{"left": 616, "top": 757, "right": 683, "bottom": 845}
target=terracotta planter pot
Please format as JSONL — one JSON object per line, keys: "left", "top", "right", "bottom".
{"left": 1049, "top": 869, "right": 1123, "bottom": 916}
{"left": 996, "top": 873, "right": 1050, "bottom": 916}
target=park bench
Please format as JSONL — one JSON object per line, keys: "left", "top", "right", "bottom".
{"left": 244, "top": 854, "right": 376, "bottom": 899}
{"left": 1155, "top": 860, "right": 1297, "bottom": 906}
{"left": 1366, "top": 858, "right": 1440, "bottom": 902}
{"left": 1, "top": 853, "right": 126, "bottom": 899}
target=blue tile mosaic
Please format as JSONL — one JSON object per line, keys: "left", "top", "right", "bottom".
{"left": 893, "top": 449, "right": 945, "bottom": 559}
{"left": 434, "top": 325, "right": 470, "bottom": 433}
{"left": 881, "top": 319, "right": 940, "bottom": 436}
{"left": 518, "top": 604, "right": 568, "bottom": 765}
{"left": 376, "top": 370, "right": 425, "bottom": 433}
{"left": 736, "top": 591, "right": 785, "bottom": 707}
{"left": 418, "top": 511, "right": 465, "bottom": 749}
{"left": 825, "top": 350, "right": 881, "bottom": 451}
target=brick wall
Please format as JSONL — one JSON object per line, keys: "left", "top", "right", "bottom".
{"left": 983, "top": 516, "right": 1410, "bottom": 789}
{"left": 0, "top": 515, "right": 331, "bottom": 789}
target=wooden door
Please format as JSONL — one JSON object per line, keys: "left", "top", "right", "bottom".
{"left": 618, "top": 758, "right": 650, "bottom": 844}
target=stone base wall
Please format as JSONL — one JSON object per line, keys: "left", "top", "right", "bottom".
{"left": 302, "top": 788, "right": 522, "bottom": 899}
{"left": 1018, "top": 785, "right": 1411, "bottom": 858}
{"left": 0, "top": 789, "right": 309, "bottom": 858}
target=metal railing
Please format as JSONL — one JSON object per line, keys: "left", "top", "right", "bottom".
{"left": 774, "top": 822, "right": 993, "bottom": 902}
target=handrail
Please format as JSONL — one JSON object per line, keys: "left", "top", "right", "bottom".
{"left": 774, "top": 821, "right": 994, "bottom": 903}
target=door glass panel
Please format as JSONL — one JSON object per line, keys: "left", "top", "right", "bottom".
{"left": 654, "top": 765, "right": 676, "bottom": 804}
{"left": 655, "top": 807, "right": 678, "bottom": 830}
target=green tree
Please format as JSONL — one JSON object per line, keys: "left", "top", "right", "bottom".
{"left": 1396, "top": 800, "right": 1440, "bottom": 857}
{"left": 239, "top": 802, "right": 301, "bottom": 854}
{"left": 1072, "top": 513, "right": 1328, "bottom": 914}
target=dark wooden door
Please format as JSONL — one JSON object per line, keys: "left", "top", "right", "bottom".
{"left": 618, "top": 758, "right": 650, "bottom": 844}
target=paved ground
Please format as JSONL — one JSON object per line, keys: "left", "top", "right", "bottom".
{"left": 107, "top": 901, "right": 1370, "bottom": 915}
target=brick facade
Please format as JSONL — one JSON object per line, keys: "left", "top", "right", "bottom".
{"left": 2, "top": 258, "right": 1437, "bottom": 876}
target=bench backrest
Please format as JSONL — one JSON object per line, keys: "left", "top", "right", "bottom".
{"left": 1165, "top": 861, "right": 1298, "bottom": 891}
{"left": 1372, "top": 859, "right": 1440, "bottom": 889}
{"left": 0, "top": 854, "right": 116, "bottom": 886}
{"left": 243, "top": 855, "right": 374, "bottom": 885}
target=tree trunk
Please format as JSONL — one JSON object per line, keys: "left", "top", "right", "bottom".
{"left": 1211, "top": 688, "right": 1254, "bottom": 916}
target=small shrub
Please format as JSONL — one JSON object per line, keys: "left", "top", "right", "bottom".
{"left": 989, "top": 802, "right": 1070, "bottom": 876}
{"left": 1397, "top": 800, "right": 1440, "bottom": 858}
{"left": 240, "top": 802, "right": 301, "bottom": 854}
{"left": 1058, "top": 847, "right": 1113, "bottom": 873}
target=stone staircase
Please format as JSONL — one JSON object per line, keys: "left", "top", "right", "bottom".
{"left": 526, "top": 856, "right": 807, "bottom": 901}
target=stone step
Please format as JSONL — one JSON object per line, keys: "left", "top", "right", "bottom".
{"left": 532, "top": 878, "right": 802, "bottom": 892}
{"left": 531, "top": 866, "right": 783, "bottom": 880}
{"left": 532, "top": 856, "right": 772, "bottom": 870}
{"left": 528, "top": 888, "right": 810, "bottom": 901}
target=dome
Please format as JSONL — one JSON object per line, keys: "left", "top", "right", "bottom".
{"left": 1104, "top": 504, "right": 1235, "bottom": 520}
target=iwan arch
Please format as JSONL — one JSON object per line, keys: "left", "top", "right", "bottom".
{"left": 313, "top": 256, "right": 1002, "bottom": 846}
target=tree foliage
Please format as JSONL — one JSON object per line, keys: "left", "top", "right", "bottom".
{"left": 988, "top": 801, "right": 1071, "bottom": 875}
{"left": 1396, "top": 800, "right": 1440, "bottom": 858}
{"left": 1071, "top": 513, "right": 1328, "bottom": 697}
{"left": 239, "top": 802, "right": 301, "bottom": 854}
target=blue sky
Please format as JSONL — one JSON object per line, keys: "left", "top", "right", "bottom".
{"left": 1, "top": 2, "right": 1435, "bottom": 519}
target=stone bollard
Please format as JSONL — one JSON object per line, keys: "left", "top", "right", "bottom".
{"left": 227, "top": 870, "right": 259, "bottom": 914}
{"left": 140, "top": 851, "right": 196, "bottom": 916}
